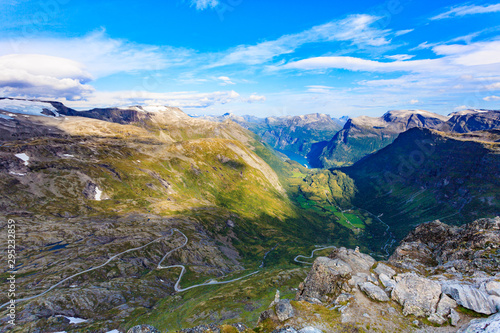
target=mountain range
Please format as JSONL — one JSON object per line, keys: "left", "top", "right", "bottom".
{"left": 1, "top": 97, "right": 499, "bottom": 332}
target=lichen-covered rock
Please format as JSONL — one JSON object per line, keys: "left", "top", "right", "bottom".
{"left": 127, "top": 324, "right": 161, "bottom": 333}
{"left": 275, "top": 299, "right": 295, "bottom": 322}
{"left": 391, "top": 273, "right": 442, "bottom": 317}
{"left": 428, "top": 313, "right": 447, "bottom": 325}
{"left": 374, "top": 263, "right": 396, "bottom": 278}
{"left": 441, "top": 281, "right": 497, "bottom": 315}
{"left": 296, "top": 257, "right": 352, "bottom": 303}
{"left": 359, "top": 282, "right": 389, "bottom": 302}
{"left": 390, "top": 217, "right": 500, "bottom": 275}
{"left": 458, "top": 312, "right": 500, "bottom": 332}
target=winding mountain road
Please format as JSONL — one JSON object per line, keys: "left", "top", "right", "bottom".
{"left": 293, "top": 246, "right": 337, "bottom": 264}
{"left": 0, "top": 228, "right": 258, "bottom": 310}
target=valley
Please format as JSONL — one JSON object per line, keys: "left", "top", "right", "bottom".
{"left": 0, "top": 98, "right": 498, "bottom": 332}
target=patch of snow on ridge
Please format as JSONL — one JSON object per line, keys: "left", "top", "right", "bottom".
{"left": 55, "top": 315, "right": 87, "bottom": 324}
{"left": 95, "top": 187, "right": 102, "bottom": 201}
{"left": 15, "top": 153, "right": 29, "bottom": 166}
{"left": 106, "top": 330, "right": 121, "bottom": 333}
{"left": 0, "top": 114, "right": 13, "bottom": 120}
{"left": 0, "top": 99, "right": 60, "bottom": 117}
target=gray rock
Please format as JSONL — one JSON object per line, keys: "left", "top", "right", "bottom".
{"left": 485, "top": 281, "right": 500, "bottom": 297}
{"left": 330, "top": 247, "right": 375, "bottom": 273}
{"left": 298, "top": 327, "right": 323, "bottom": 333}
{"left": 441, "top": 282, "right": 497, "bottom": 315}
{"left": 391, "top": 273, "right": 442, "bottom": 317}
{"left": 379, "top": 273, "right": 396, "bottom": 291}
{"left": 436, "top": 293, "right": 457, "bottom": 317}
{"left": 275, "top": 299, "right": 295, "bottom": 322}
{"left": 450, "top": 309, "right": 460, "bottom": 326}
{"left": 127, "top": 325, "right": 161, "bottom": 333}
{"left": 334, "top": 293, "right": 353, "bottom": 304}
{"left": 374, "top": 263, "right": 396, "bottom": 278}
{"left": 458, "top": 312, "right": 500, "bottom": 332}
{"left": 490, "top": 295, "right": 500, "bottom": 311}
{"left": 428, "top": 313, "right": 447, "bottom": 325}
{"left": 348, "top": 272, "right": 377, "bottom": 287}
{"left": 359, "top": 282, "right": 390, "bottom": 302}
{"left": 296, "top": 257, "right": 352, "bottom": 303}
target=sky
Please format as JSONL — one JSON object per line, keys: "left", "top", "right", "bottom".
{"left": 1, "top": 0, "right": 500, "bottom": 117}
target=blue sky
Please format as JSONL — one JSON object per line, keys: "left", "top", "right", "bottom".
{"left": 1, "top": 0, "right": 500, "bottom": 117}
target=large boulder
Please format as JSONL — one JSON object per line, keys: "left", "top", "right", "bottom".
{"left": 374, "top": 263, "right": 396, "bottom": 278}
{"left": 275, "top": 299, "right": 295, "bottom": 322}
{"left": 359, "top": 282, "right": 390, "bottom": 302}
{"left": 458, "top": 312, "right": 500, "bottom": 332}
{"left": 391, "top": 273, "right": 442, "bottom": 317}
{"left": 441, "top": 282, "right": 497, "bottom": 315}
{"left": 296, "top": 257, "right": 352, "bottom": 303}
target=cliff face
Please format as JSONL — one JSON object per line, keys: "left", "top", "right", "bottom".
{"left": 342, "top": 127, "right": 500, "bottom": 240}
{"left": 442, "top": 110, "right": 500, "bottom": 133}
{"left": 315, "top": 110, "right": 450, "bottom": 168}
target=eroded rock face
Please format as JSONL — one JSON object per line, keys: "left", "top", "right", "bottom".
{"left": 458, "top": 311, "right": 500, "bottom": 333}
{"left": 296, "top": 256, "right": 352, "bottom": 303}
{"left": 389, "top": 217, "right": 500, "bottom": 275}
{"left": 441, "top": 282, "right": 497, "bottom": 315}
{"left": 391, "top": 273, "right": 442, "bottom": 317}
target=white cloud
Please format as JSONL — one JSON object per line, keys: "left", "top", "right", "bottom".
{"left": 394, "top": 29, "right": 414, "bottom": 36}
{"left": 385, "top": 54, "right": 415, "bottom": 61}
{"left": 0, "top": 54, "right": 94, "bottom": 99}
{"left": 431, "top": 4, "right": 500, "bottom": 20}
{"left": 217, "top": 76, "right": 235, "bottom": 85}
{"left": 484, "top": 95, "right": 500, "bottom": 101}
{"left": 410, "top": 99, "right": 420, "bottom": 104}
{"left": 63, "top": 90, "right": 241, "bottom": 109}
{"left": 282, "top": 56, "right": 444, "bottom": 72}
{"left": 486, "top": 82, "right": 500, "bottom": 90}
{"left": 0, "top": 31, "right": 192, "bottom": 78}
{"left": 189, "top": 0, "right": 219, "bottom": 10}
{"left": 208, "top": 14, "right": 392, "bottom": 68}
{"left": 243, "top": 94, "right": 266, "bottom": 103}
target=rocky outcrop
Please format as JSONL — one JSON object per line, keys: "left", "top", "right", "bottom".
{"left": 391, "top": 273, "right": 442, "bottom": 317}
{"left": 296, "top": 256, "right": 352, "bottom": 303}
{"left": 441, "top": 282, "right": 497, "bottom": 315}
{"left": 389, "top": 217, "right": 500, "bottom": 275}
{"left": 458, "top": 312, "right": 500, "bottom": 332}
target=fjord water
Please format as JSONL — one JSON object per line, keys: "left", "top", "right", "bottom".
{"left": 276, "top": 149, "right": 311, "bottom": 168}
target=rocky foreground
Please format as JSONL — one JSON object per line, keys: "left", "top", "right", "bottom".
{"left": 129, "top": 217, "right": 500, "bottom": 332}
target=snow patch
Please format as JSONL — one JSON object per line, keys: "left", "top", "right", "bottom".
{"left": 9, "top": 172, "right": 26, "bottom": 176}
{"left": 0, "top": 114, "right": 13, "bottom": 120}
{"left": 56, "top": 315, "right": 87, "bottom": 324}
{"left": 15, "top": 153, "right": 29, "bottom": 166}
{"left": 95, "top": 187, "right": 102, "bottom": 201}
{"left": 0, "top": 99, "right": 60, "bottom": 117}
{"left": 62, "top": 154, "right": 74, "bottom": 157}
{"left": 106, "top": 330, "right": 121, "bottom": 333}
